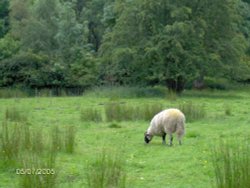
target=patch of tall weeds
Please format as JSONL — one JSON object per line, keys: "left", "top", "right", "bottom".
{"left": 50, "top": 125, "right": 76, "bottom": 153}
{"left": 212, "top": 139, "right": 250, "bottom": 188}
{"left": 5, "top": 106, "right": 28, "bottom": 122}
{"left": 0, "top": 88, "right": 27, "bottom": 98}
{"left": 80, "top": 108, "right": 103, "bottom": 122}
{"left": 178, "top": 102, "right": 206, "bottom": 122}
{"left": 18, "top": 152, "right": 57, "bottom": 188}
{"left": 64, "top": 126, "right": 76, "bottom": 154}
{"left": 104, "top": 102, "right": 163, "bottom": 122}
{"left": 86, "top": 150, "right": 126, "bottom": 188}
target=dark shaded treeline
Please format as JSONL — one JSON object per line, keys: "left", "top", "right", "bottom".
{"left": 0, "top": 0, "right": 250, "bottom": 93}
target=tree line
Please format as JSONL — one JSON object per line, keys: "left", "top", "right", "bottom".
{"left": 0, "top": 0, "right": 250, "bottom": 92}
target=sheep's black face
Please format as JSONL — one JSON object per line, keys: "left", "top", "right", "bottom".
{"left": 144, "top": 133, "right": 152, "bottom": 144}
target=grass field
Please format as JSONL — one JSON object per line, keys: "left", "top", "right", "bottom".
{"left": 0, "top": 88, "right": 250, "bottom": 188}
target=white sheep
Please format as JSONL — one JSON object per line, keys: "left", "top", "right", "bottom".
{"left": 144, "top": 108, "right": 185, "bottom": 146}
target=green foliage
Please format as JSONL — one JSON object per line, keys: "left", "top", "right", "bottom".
{"left": 0, "top": 0, "right": 250, "bottom": 91}
{"left": 212, "top": 139, "right": 250, "bottom": 188}
{"left": 0, "top": 0, "right": 9, "bottom": 38}
{"left": 86, "top": 149, "right": 126, "bottom": 188}
{"left": 0, "top": 34, "right": 20, "bottom": 60}
{"left": 0, "top": 52, "right": 51, "bottom": 87}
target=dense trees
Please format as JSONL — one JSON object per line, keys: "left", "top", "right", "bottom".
{"left": 0, "top": 0, "right": 250, "bottom": 92}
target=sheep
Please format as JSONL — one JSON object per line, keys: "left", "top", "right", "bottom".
{"left": 144, "top": 108, "right": 185, "bottom": 146}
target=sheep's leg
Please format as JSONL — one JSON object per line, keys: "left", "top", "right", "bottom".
{"left": 169, "top": 134, "right": 173, "bottom": 146}
{"left": 162, "top": 133, "right": 166, "bottom": 145}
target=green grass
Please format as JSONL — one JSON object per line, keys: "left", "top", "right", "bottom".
{"left": 86, "top": 149, "right": 126, "bottom": 188}
{"left": 212, "top": 138, "right": 250, "bottom": 188}
{"left": 0, "top": 88, "right": 250, "bottom": 187}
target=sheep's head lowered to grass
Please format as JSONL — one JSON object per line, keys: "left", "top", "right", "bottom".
{"left": 144, "top": 132, "right": 153, "bottom": 144}
{"left": 144, "top": 108, "right": 185, "bottom": 146}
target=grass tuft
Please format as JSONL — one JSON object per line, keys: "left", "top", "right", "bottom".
{"left": 18, "top": 152, "right": 57, "bottom": 188}
{"left": 64, "top": 126, "right": 76, "bottom": 154}
{"left": 104, "top": 102, "right": 163, "bottom": 122}
{"left": 80, "top": 108, "right": 103, "bottom": 122}
{"left": 0, "top": 88, "right": 28, "bottom": 98}
{"left": 86, "top": 149, "right": 126, "bottom": 188}
{"left": 108, "top": 123, "right": 122, "bottom": 128}
{"left": 186, "top": 131, "right": 201, "bottom": 138}
{"left": 178, "top": 102, "right": 206, "bottom": 122}
{"left": 224, "top": 105, "right": 232, "bottom": 116}
{"left": 212, "top": 139, "right": 250, "bottom": 188}
{"left": 5, "top": 107, "right": 28, "bottom": 122}
{"left": 0, "top": 121, "right": 21, "bottom": 166}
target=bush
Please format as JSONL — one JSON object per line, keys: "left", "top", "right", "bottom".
{"left": 204, "top": 77, "right": 229, "bottom": 90}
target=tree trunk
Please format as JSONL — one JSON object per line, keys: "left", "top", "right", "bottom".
{"left": 166, "top": 76, "right": 185, "bottom": 93}
{"left": 193, "top": 74, "right": 205, "bottom": 89}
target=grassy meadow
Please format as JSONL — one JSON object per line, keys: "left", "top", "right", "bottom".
{"left": 0, "top": 87, "right": 250, "bottom": 188}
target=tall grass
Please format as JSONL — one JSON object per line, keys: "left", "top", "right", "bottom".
{"left": 0, "top": 121, "right": 21, "bottom": 166}
{"left": 80, "top": 108, "right": 103, "bottom": 122}
{"left": 178, "top": 102, "right": 206, "bottom": 122}
{"left": 19, "top": 152, "right": 57, "bottom": 188}
{"left": 86, "top": 150, "right": 126, "bottom": 188}
{"left": 0, "top": 88, "right": 28, "bottom": 98}
{"left": 224, "top": 105, "right": 232, "bottom": 116}
{"left": 104, "top": 103, "right": 163, "bottom": 122}
{"left": 51, "top": 126, "right": 63, "bottom": 152}
{"left": 84, "top": 86, "right": 168, "bottom": 98}
{"left": 50, "top": 125, "right": 76, "bottom": 153}
{"left": 5, "top": 106, "right": 28, "bottom": 122}
{"left": 64, "top": 126, "right": 76, "bottom": 154}
{"left": 212, "top": 139, "right": 250, "bottom": 188}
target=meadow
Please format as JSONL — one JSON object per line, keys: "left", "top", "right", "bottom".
{"left": 0, "top": 87, "right": 250, "bottom": 188}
